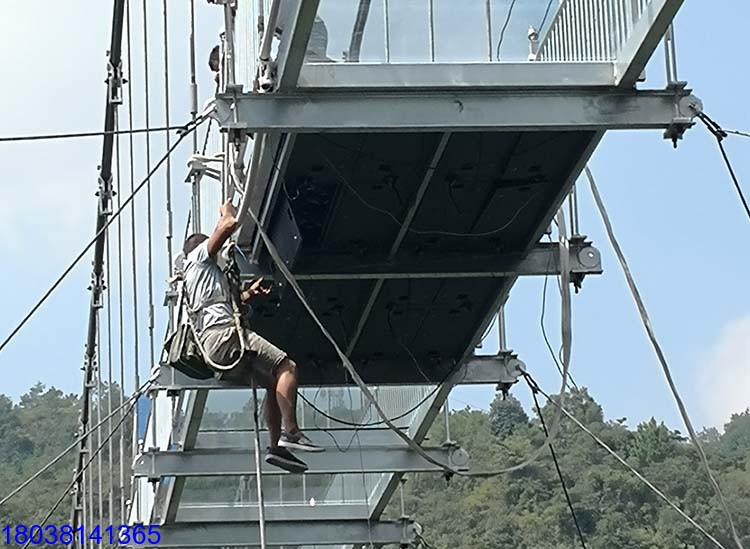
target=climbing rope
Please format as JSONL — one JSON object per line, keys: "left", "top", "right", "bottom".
{"left": 251, "top": 379, "right": 268, "bottom": 549}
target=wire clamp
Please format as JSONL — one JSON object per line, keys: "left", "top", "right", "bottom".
{"left": 106, "top": 59, "right": 124, "bottom": 106}
{"left": 97, "top": 175, "right": 114, "bottom": 216}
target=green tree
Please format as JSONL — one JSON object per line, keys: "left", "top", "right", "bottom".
{"left": 489, "top": 394, "right": 529, "bottom": 439}
{"left": 629, "top": 418, "right": 680, "bottom": 465}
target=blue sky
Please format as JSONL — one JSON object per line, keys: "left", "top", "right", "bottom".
{"left": 0, "top": 1, "right": 747, "bottom": 432}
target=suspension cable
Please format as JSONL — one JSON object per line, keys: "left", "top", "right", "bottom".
{"left": 96, "top": 321, "right": 104, "bottom": 527}
{"left": 125, "top": 0, "right": 141, "bottom": 491}
{"left": 0, "top": 125, "right": 190, "bottom": 144}
{"left": 0, "top": 382, "right": 146, "bottom": 507}
{"left": 23, "top": 386, "right": 151, "bottom": 549}
{"left": 142, "top": 0, "right": 157, "bottom": 402}
{"left": 106, "top": 142, "right": 115, "bottom": 526}
{"left": 585, "top": 166, "right": 745, "bottom": 549}
{"left": 527, "top": 379, "right": 587, "bottom": 548}
{"left": 162, "top": 0, "right": 174, "bottom": 290}
{"left": 188, "top": 0, "right": 201, "bottom": 231}
{"left": 115, "top": 98, "right": 127, "bottom": 526}
{"left": 693, "top": 110, "right": 750, "bottom": 223}
{"left": 68, "top": 0, "right": 128, "bottom": 536}
{"left": 0, "top": 119, "right": 205, "bottom": 357}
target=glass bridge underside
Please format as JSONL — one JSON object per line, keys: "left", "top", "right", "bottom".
{"left": 138, "top": 1, "right": 694, "bottom": 547}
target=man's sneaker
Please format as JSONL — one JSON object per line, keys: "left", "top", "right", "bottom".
{"left": 279, "top": 430, "right": 325, "bottom": 452}
{"left": 265, "top": 447, "right": 308, "bottom": 473}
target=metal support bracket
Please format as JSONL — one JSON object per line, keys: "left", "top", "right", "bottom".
{"left": 284, "top": 240, "right": 602, "bottom": 281}
{"left": 97, "top": 175, "right": 114, "bottom": 216}
{"left": 106, "top": 60, "right": 123, "bottom": 106}
{"left": 134, "top": 445, "right": 470, "bottom": 479}
{"left": 664, "top": 82, "right": 702, "bottom": 146}
{"left": 154, "top": 351, "right": 526, "bottom": 389}
{"left": 206, "top": 0, "right": 237, "bottom": 8}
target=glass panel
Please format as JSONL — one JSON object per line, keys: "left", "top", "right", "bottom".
{"left": 308, "top": 0, "right": 556, "bottom": 64}
{"left": 180, "top": 384, "right": 437, "bottom": 508}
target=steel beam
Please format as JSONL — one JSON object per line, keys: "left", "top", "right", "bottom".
{"left": 290, "top": 240, "right": 602, "bottom": 280}
{"left": 195, "top": 428, "right": 408, "bottom": 450}
{"left": 298, "top": 61, "right": 617, "bottom": 89}
{"left": 134, "top": 446, "right": 469, "bottom": 478}
{"left": 176, "top": 502, "right": 371, "bottom": 523}
{"left": 152, "top": 390, "right": 208, "bottom": 524}
{"left": 274, "top": 0, "right": 321, "bottom": 91}
{"left": 214, "top": 89, "right": 698, "bottom": 133}
{"left": 615, "top": 0, "right": 685, "bottom": 87}
{"left": 344, "top": 133, "right": 451, "bottom": 355}
{"left": 149, "top": 520, "right": 418, "bottom": 548}
{"left": 154, "top": 352, "right": 525, "bottom": 390}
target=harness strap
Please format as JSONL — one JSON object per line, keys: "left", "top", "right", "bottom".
{"left": 174, "top": 247, "right": 248, "bottom": 372}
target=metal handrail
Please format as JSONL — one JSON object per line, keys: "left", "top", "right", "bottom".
{"left": 536, "top": 0, "right": 654, "bottom": 62}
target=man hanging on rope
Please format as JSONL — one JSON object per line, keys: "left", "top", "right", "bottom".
{"left": 182, "top": 200, "right": 323, "bottom": 473}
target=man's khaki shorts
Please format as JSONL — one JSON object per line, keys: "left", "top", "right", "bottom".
{"left": 199, "top": 324, "right": 287, "bottom": 386}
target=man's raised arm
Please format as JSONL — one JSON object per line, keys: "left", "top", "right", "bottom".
{"left": 207, "top": 200, "right": 238, "bottom": 257}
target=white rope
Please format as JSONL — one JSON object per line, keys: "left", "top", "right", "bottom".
{"left": 586, "top": 166, "right": 745, "bottom": 549}
{"left": 251, "top": 379, "right": 268, "bottom": 549}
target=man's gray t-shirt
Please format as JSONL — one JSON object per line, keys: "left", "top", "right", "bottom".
{"left": 184, "top": 241, "right": 233, "bottom": 333}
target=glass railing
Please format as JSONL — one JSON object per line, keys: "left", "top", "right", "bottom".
{"left": 231, "top": 0, "right": 672, "bottom": 90}
{"left": 178, "top": 384, "right": 436, "bottom": 509}
{"left": 304, "top": 0, "right": 554, "bottom": 64}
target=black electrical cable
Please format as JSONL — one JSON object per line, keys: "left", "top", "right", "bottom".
{"left": 298, "top": 382, "right": 442, "bottom": 428}
{"left": 725, "top": 129, "right": 750, "bottom": 139}
{"left": 716, "top": 139, "right": 750, "bottom": 221}
{"left": 525, "top": 372, "right": 729, "bottom": 549}
{"left": 538, "top": 0, "right": 557, "bottom": 32}
{"left": 495, "top": 0, "right": 519, "bottom": 60}
{"left": 0, "top": 117, "right": 206, "bottom": 356}
{"left": 0, "top": 124, "right": 189, "bottom": 144}
{"left": 694, "top": 111, "right": 750, "bottom": 223}
{"left": 527, "top": 376, "right": 588, "bottom": 549}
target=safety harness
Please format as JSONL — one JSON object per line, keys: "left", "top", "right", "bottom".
{"left": 164, "top": 243, "right": 249, "bottom": 379}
